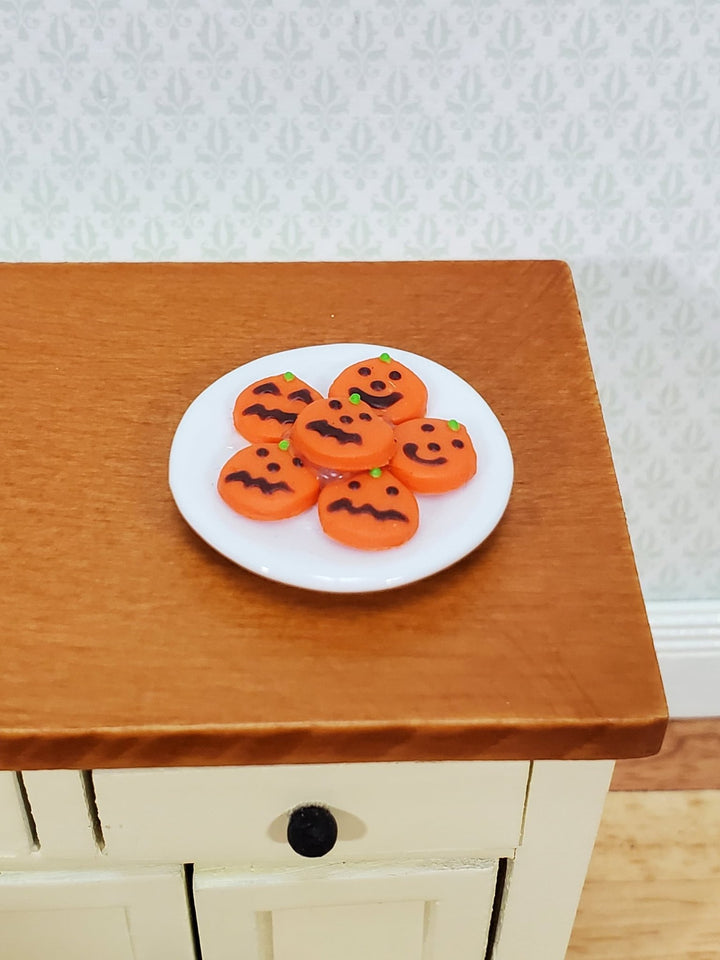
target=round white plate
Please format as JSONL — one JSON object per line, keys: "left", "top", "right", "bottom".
{"left": 169, "top": 343, "right": 513, "bottom": 593}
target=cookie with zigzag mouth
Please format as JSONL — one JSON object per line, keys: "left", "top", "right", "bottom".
{"left": 318, "top": 468, "right": 419, "bottom": 550}
{"left": 233, "top": 372, "right": 322, "bottom": 443}
{"left": 218, "top": 441, "right": 320, "bottom": 520}
{"left": 291, "top": 396, "right": 395, "bottom": 472}
{"left": 328, "top": 352, "right": 427, "bottom": 424}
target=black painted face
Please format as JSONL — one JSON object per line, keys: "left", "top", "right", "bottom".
{"left": 223, "top": 445, "right": 305, "bottom": 494}
{"left": 389, "top": 418, "right": 477, "bottom": 494}
{"left": 292, "top": 396, "right": 395, "bottom": 472}
{"left": 305, "top": 398, "right": 363, "bottom": 446}
{"left": 329, "top": 354, "right": 428, "bottom": 425}
{"left": 400, "top": 420, "right": 468, "bottom": 465}
{"left": 297, "top": 397, "right": 389, "bottom": 449}
{"left": 218, "top": 442, "right": 321, "bottom": 521}
{"left": 234, "top": 373, "right": 322, "bottom": 443}
{"left": 326, "top": 472, "right": 415, "bottom": 524}
{"left": 345, "top": 362, "right": 403, "bottom": 411}
{"left": 318, "top": 469, "right": 420, "bottom": 548}
{"left": 246, "top": 377, "right": 315, "bottom": 418}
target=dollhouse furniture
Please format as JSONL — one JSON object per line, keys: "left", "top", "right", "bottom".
{"left": 0, "top": 262, "right": 666, "bottom": 959}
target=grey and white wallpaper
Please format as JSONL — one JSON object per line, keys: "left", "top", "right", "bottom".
{"left": 2, "top": 0, "right": 719, "bottom": 600}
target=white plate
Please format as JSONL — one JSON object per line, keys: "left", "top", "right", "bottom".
{"left": 169, "top": 343, "right": 513, "bottom": 593}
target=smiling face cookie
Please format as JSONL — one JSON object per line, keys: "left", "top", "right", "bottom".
{"left": 218, "top": 440, "right": 320, "bottom": 520}
{"left": 233, "top": 372, "right": 323, "bottom": 444}
{"left": 318, "top": 468, "right": 419, "bottom": 550}
{"left": 389, "top": 418, "right": 476, "bottom": 494}
{"left": 291, "top": 397, "right": 395, "bottom": 472}
{"left": 328, "top": 352, "right": 427, "bottom": 425}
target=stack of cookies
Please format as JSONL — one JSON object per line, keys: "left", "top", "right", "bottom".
{"left": 218, "top": 352, "right": 477, "bottom": 551}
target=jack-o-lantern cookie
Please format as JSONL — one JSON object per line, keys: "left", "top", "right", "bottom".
{"left": 318, "top": 468, "right": 419, "bottom": 550}
{"left": 389, "top": 418, "right": 476, "bottom": 494}
{"left": 218, "top": 440, "right": 320, "bottom": 521}
{"left": 233, "top": 372, "right": 323, "bottom": 444}
{"left": 291, "top": 396, "right": 395, "bottom": 472}
{"left": 328, "top": 352, "right": 427, "bottom": 425}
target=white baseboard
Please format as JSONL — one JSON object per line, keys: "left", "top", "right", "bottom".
{"left": 647, "top": 600, "right": 720, "bottom": 718}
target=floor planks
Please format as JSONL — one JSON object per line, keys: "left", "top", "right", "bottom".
{"left": 567, "top": 719, "right": 720, "bottom": 960}
{"left": 611, "top": 719, "right": 720, "bottom": 791}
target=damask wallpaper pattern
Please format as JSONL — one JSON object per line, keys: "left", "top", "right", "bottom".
{"left": 1, "top": 0, "right": 718, "bottom": 599}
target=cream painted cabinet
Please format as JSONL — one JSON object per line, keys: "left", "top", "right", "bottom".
{"left": 0, "top": 867, "right": 195, "bottom": 960}
{"left": 0, "top": 760, "right": 615, "bottom": 960}
{"left": 194, "top": 861, "right": 498, "bottom": 960}
{"left": 92, "top": 762, "right": 529, "bottom": 864}
{"left": 91, "top": 761, "right": 525, "bottom": 959}
{"left": 0, "top": 773, "right": 196, "bottom": 960}
{"left": 0, "top": 773, "right": 32, "bottom": 858}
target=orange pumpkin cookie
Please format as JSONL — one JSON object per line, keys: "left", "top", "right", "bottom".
{"left": 318, "top": 468, "right": 419, "bottom": 550}
{"left": 389, "top": 418, "right": 476, "bottom": 494}
{"left": 328, "top": 352, "right": 427, "bottom": 424}
{"left": 233, "top": 372, "right": 323, "bottom": 444}
{"left": 291, "top": 396, "right": 395, "bottom": 472}
{"left": 218, "top": 440, "right": 320, "bottom": 520}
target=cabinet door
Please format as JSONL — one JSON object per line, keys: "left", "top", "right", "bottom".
{"left": 0, "top": 866, "right": 195, "bottom": 960}
{"left": 195, "top": 860, "right": 498, "bottom": 960}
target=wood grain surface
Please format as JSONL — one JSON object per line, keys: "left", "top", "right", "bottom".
{"left": 568, "top": 790, "right": 720, "bottom": 959}
{"left": 611, "top": 719, "right": 720, "bottom": 791}
{"left": 0, "top": 262, "right": 667, "bottom": 769}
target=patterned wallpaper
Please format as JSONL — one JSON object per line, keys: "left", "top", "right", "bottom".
{"left": 2, "top": 0, "right": 719, "bottom": 600}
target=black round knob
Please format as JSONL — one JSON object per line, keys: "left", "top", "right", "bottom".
{"left": 287, "top": 804, "right": 338, "bottom": 858}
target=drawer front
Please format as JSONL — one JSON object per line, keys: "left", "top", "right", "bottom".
{"left": 93, "top": 761, "right": 529, "bottom": 865}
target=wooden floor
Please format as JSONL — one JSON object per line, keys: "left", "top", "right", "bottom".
{"left": 567, "top": 720, "right": 720, "bottom": 960}
{"left": 611, "top": 719, "right": 720, "bottom": 791}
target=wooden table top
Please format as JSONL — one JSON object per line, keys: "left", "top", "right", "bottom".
{"left": 1, "top": 262, "right": 667, "bottom": 770}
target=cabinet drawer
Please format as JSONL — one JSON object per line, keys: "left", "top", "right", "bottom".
{"left": 93, "top": 761, "right": 528, "bottom": 865}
